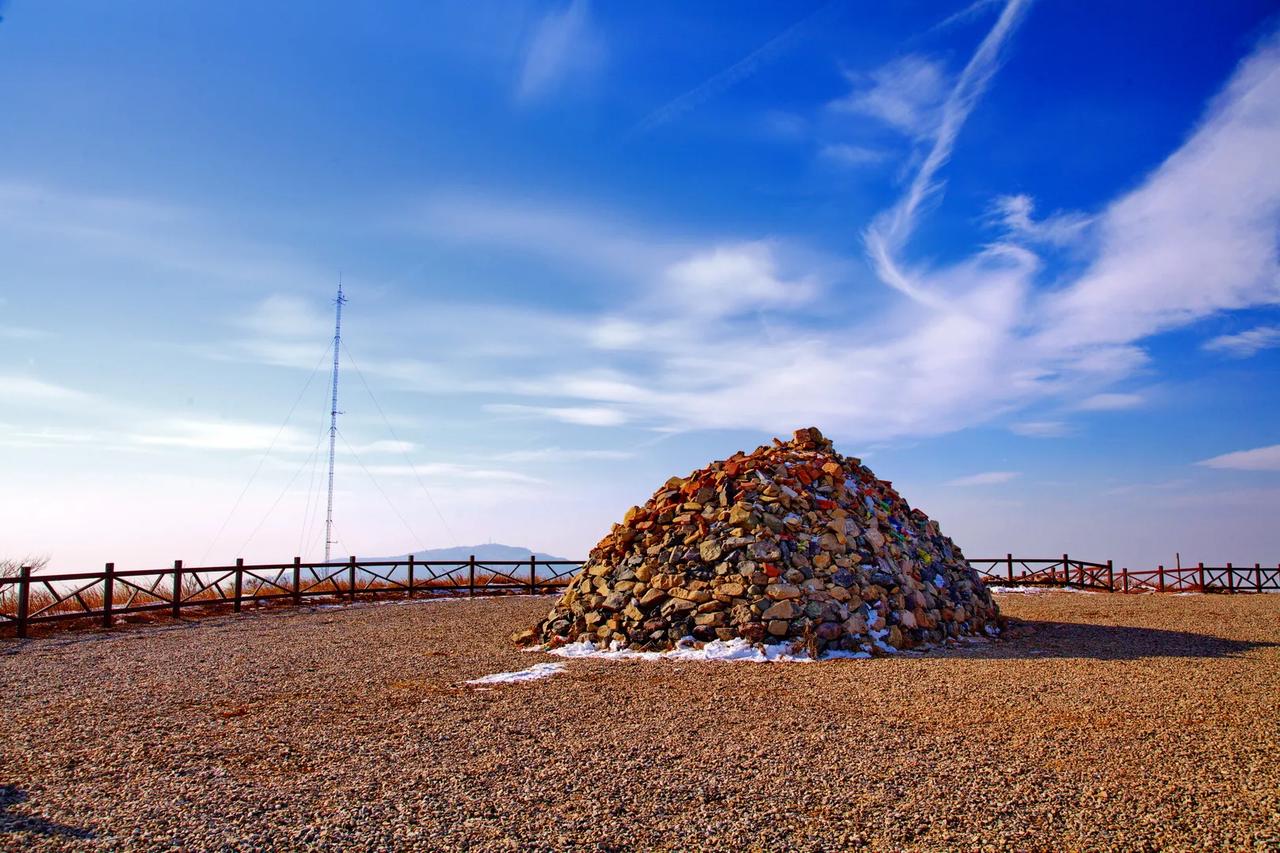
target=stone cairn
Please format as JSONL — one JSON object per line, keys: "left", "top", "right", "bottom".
{"left": 525, "top": 427, "right": 1001, "bottom": 656}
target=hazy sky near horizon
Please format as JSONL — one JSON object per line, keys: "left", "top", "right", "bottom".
{"left": 2, "top": 0, "right": 1279, "bottom": 571}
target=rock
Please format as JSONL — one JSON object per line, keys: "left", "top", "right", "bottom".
{"left": 765, "top": 583, "right": 801, "bottom": 600}
{"left": 638, "top": 588, "right": 667, "bottom": 608}
{"left": 830, "top": 568, "right": 856, "bottom": 588}
{"left": 815, "top": 622, "right": 842, "bottom": 641}
{"left": 510, "top": 628, "right": 537, "bottom": 646}
{"left": 528, "top": 426, "right": 999, "bottom": 652}
{"left": 761, "top": 600, "right": 799, "bottom": 621}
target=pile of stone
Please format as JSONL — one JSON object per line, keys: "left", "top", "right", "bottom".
{"left": 524, "top": 427, "right": 1001, "bottom": 656}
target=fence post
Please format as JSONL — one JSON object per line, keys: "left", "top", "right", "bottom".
{"left": 292, "top": 557, "right": 301, "bottom": 606}
{"left": 1197, "top": 561, "right": 1205, "bottom": 593}
{"left": 1064, "top": 553, "right": 1072, "bottom": 586}
{"left": 529, "top": 555, "right": 537, "bottom": 595}
{"left": 102, "top": 562, "right": 115, "bottom": 628}
{"left": 16, "top": 565, "right": 31, "bottom": 639}
{"left": 1225, "top": 563, "right": 1233, "bottom": 594}
{"left": 1107, "top": 560, "right": 1114, "bottom": 592}
{"left": 348, "top": 556, "right": 357, "bottom": 602}
{"left": 407, "top": 554, "right": 415, "bottom": 598}
{"left": 234, "top": 558, "right": 244, "bottom": 613}
{"left": 172, "top": 560, "right": 183, "bottom": 618}
{"left": 1121, "top": 567, "right": 1128, "bottom": 593}
{"left": 1006, "top": 553, "right": 1013, "bottom": 582}
{"left": 469, "top": 555, "right": 476, "bottom": 598}
{"left": 1157, "top": 565, "right": 1165, "bottom": 593}
{"left": 1256, "top": 563, "right": 1263, "bottom": 594}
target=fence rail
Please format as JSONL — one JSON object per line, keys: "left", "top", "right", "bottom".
{"left": 0, "top": 556, "right": 582, "bottom": 639}
{"left": 968, "top": 554, "right": 1280, "bottom": 594}
{"left": 3, "top": 553, "right": 1276, "bottom": 639}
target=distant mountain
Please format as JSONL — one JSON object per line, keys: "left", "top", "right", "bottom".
{"left": 377, "top": 544, "right": 572, "bottom": 563}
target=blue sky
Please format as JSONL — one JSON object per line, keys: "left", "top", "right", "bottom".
{"left": 2, "top": 0, "right": 1278, "bottom": 571}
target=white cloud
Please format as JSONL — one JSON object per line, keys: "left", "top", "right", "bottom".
{"left": 1009, "top": 420, "right": 1072, "bottom": 438}
{"left": 865, "top": 0, "right": 1033, "bottom": 306}
{"left": 0, "top": 181, "right": 322, "bottom": 289}
{"left": 1037, "top": 32, "right": 1280, "bottom": 349}
{"left": 1076, "top": 392, "right": 1145, "bottom": 411}
{"left": 516, "top": 0, "right": 602, "bottom": 103}
{"left": 484, "top": 403, "right": 629, "bottom": 427}
{"left": 0, "top": 375, "right": 92, "bottom": 403}
{"left": 0, "top": 324, "right": 50, "bottom": 341}
{"left": 237, "top": 294, "right": 331, "bottom": 339}
{"left": 493, "top": 447, "right": 633, "bottom": 463}
{"left": 132, "top": 418, "right": 316, "bottom": 453}
{"left": 831, "top": 54, "right": 950, "bottom": 138}
{"left": 1196, "top": 444, "right": 1280, "bottom": 472}
{"left": 818, "top": 143, "right": 888, "bottom": 167}
{"left": 1203, "top": 325, "right": 1280, "bottom": 357}
{"left": 660, "top": 242, "right": 817, "bottom": 318}
{"left": 989, "top": 194, "right": 1092, "bottom": 246}
{"left": 946, "top": 471, "right": 1020, "bottom": 486}
{"left": 395, "top": 19, "right": 1280, "bottom": 449}
{"left": 631, "top": 3, "right": 842, "bottom": 135}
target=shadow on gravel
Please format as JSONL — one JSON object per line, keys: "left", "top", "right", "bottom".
{"left": 992, "top": 621, "right": 1277, "bottom": 660}
{"left": 0, "top": 785, "right": 95, "bottom": 840}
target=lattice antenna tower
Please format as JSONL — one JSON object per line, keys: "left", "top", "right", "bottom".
{"left": 324, "top": 277, "right": 346, "bottom": 562}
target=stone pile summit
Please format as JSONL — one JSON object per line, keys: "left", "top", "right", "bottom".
{"left": 524, "top": 427, "right": 1001, "bottom": 657}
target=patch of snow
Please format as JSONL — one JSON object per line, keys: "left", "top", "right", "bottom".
{"left": 465, "top": 662, "right": 566, "bottom": 685}
{"left": 986, "top": 585, "right": 1098, "bottom": 595}
{"left": 544, "top": 636, "right": 878, "bottom": 663}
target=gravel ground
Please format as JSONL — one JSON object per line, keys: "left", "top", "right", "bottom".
{"left": 2, "top": 591, "right": 1277, "bottom": 852}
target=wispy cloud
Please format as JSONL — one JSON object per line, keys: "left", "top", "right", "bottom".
{"left": 947, "top": 470, "right": 1020, "bottom": 486}
{"left": 484, "top": 403, "right": 629, "bottom": 427}
{"left": 864, "top": 0, "right": 1033, "bottom": 305}
{"left": 493, "top": 447, "right": 633, "bottom": 463}
{"left": 0, "top": 324, "right": 50, "bottom": 341}
{"left": 0, "top": 181, "right": 322, "bottom": 289}
{"left": 818, "top": 143, "right": 888, "bottom": 168}
{"left": 132, "top": 418, "right": 318, "bottom": 453}
{"left": 1076, "top": 392, "right": 1145, "bottom": 411}
{"left": 830, "top": 54, "right": 950, "bottom": 139}
{"left": 631, "top": 1, "right": 844, "bottom": 135}
{"left": 393, "top": 18, "right": 1280, "bottom": 449}
{"left": 236, "top": 294, "right": 332, "bottom": 339}
{"left": 1203, "top": 325, "right": 1280, "bottom": 358}
{"left": 1037, "top": 31, "right": 1280, "bottom": 349}
{"left": 515, "top": 0, "right": 603, "bottom": 103}
{"left": 1009, "top": 420, "right": 1073, "bottom": 438}
{"left": 988, "top": 194, "right": 1093, "bottom": 247}
{"left": 0, "top": 375, "right": 93, "bottom": 404}
{"left": 1197, "top": 444, "right": 1280, "bottom": 472}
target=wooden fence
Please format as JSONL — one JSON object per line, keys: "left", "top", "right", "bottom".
{"left": 968, "top": 554, "right": 1280, "bottom": 594}
{"left": 3, "top": 553, "right": 1276, "bottom": 639}
{"left": 0, "top": 556, "right": 582, "bottom": 639}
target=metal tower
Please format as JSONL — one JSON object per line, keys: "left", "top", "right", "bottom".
{"left": 324, "top": 279, "right": 346, "bottom": 562}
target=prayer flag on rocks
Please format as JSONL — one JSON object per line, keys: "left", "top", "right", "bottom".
{"left": 524, "top": 427, "right": 1001, "bottom": 656}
